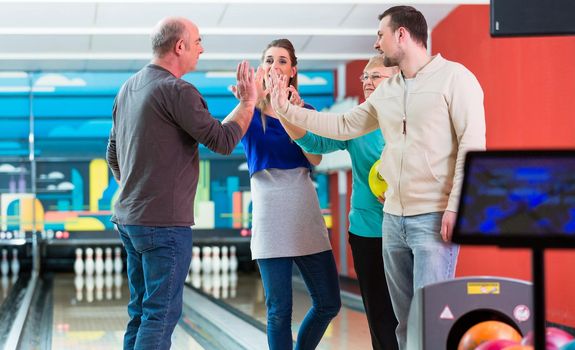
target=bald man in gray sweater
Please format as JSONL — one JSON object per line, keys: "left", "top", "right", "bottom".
{"left": 106, "top": 17, "right": 257, "bottom": 350}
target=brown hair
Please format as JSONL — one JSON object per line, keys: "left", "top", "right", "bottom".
{"left": 259, "top": 39, "right": 299, "bottom": 130}
{"left": 379, "top": 6, "right": 428, "bottom": 49}
{"left": 261, "top": 38, "right": 298, "bottom": 89}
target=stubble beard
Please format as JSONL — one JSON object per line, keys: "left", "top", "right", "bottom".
{"left": 383, "top": 55, "right": 399, "bottom": 68}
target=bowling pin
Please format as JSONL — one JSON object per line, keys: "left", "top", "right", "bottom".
{"left": 10, "top": 249, "right": 19, "bottom": 276}
{"left": 221, "top": 272, "right": 229, "bottom": 299}
{"left": 104, "top": 247, "right": 113, "bottom": 275}
{"left": 1, "top": 274, "right": 9, "bottom": 299}
{"left": 221, "top": 246, "right": 230, "bottom": 272}
{"left": 85, "top": 275, "right": 94, "bottom": 303}
{"left": 84, "top": 248, "right": 95, "bottom": 276}
{"left": 1, "top": 249, "right": 9, "bottom": 276}
{"left": 95, "top": 274, "right": 104, "bottom": 301}
{"left": 202, "top": 273, "right": 213, "bottom": 294}
{"left": 114, "top": 273, "right": 123, "bottom": 300}
{"left": 230, "top": 271, "right": 238, "bottom": 298}
{"left": 192, "top": 273, "right": 201, "bottom": 289}
{"left": 114, "top": 247, "right": 123, "bottom": 274}
{"left": 94, "top": 248, "right": 104, "bottom": 275}
{"left": 201, "top": 246, "right": 212, "bottom": 274}
{"left": 74, "top": 248, "right": 84, "bottom": 275}
{"left": 212, "top": 246, "right": 221, "bottom": 274}
{"left": 229, "top": 246, "right": 238, "bottom": 272}
{"left": 74, "top": 275, "right": 84, "bottom": 302}
{"left": 105, "top": 274, "right": 113, "bottom": 300}
{"left": 191, "top": 246, "right": 201, "bottom": 274}
{"left": 212, "top": 272, "right": 221, "bottom": 299}
{"left": 186, "top": 255, "right": 193, "bottom": 283}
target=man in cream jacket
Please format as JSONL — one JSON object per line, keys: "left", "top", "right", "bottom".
{"left": 269, "top": 6, "right": 486, "bottom": 349}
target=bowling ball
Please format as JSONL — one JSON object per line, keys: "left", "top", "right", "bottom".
{"left": 368, "top": 160, "right": 387, "bottom": 198}
{"left": 561, "top": 339, "right": 575, "bottom": 350}
{"left": 475, "top": 339, "right": 520, "bottom": 350}
{"left": 522, "top": 327, "right": 575, "bottom": 349}
{"left": 457, "top": 321, "right": 522, "bottom": 350}
{"left": 501, "top": 346, "right": 533, "bottom": 350}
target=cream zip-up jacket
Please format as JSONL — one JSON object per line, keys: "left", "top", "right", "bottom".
{"left": 277, "top": 54, "right": 486, "bottom": 216}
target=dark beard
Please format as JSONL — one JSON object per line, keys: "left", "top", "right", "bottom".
{"left": 383, "top": 55, "right": 399, "bottom": 67}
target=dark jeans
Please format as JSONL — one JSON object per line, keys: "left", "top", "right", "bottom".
{"left": 117, "top": 225, "right": 193, "bottom": 350}
{"left": 257, "top": 250, "right": 341, "bottom": 350}
{"left": 348, "top": 232, "right": 399, "bottom": 350}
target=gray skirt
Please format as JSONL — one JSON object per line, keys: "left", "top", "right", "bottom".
{"left": 250, "top": 167, "right": 332, "bottom": 260}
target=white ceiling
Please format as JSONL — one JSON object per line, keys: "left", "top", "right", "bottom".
{"left": 0, "top": 0, "right": 486, "bottom": 72}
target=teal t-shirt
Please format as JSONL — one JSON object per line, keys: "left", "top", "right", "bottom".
{"left": 295, "top": 130, "right": 385, "bottom": 238}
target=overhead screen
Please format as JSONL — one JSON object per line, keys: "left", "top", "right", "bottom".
{"left": 491, "top": 0, "right": 575, "bottom": 37}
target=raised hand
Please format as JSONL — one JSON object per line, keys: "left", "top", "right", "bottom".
{"left": 255, "top": 66, "right": 269, "bottom": 101}
{"left": 268, "top": 70, "right": 289, "bottom": 113}
{"left": 288, "top": 85, "right": 305, "bottom": 107}
{"left": 231, "top": 61, "right": 257, "bottom": 102}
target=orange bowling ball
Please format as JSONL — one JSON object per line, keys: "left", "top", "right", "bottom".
{"left": 457, "top": 321, "right": 522, "bottom": 350}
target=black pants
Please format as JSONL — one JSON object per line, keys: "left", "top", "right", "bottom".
{"left": 348, "top": 232, "right": 399, "bottom": 350}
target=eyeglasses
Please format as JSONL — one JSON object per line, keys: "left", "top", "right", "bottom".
{"left": 359, "top": 73, "right": 385, "bottom": 82}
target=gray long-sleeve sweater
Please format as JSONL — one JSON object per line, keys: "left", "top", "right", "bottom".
{"left": 106, "top": 64, "right": 242, "bottom": 226}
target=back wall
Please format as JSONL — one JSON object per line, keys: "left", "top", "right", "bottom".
{"left": 433, "top": 4, "right": 575, "bottom": 327}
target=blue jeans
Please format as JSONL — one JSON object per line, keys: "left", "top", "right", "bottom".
{"left": 257, "top": 250, "right": 341, "bottom": 350}
{"left": 117, "top": 225, "right": 193, "bottom": 350}
{"left": 382, "top": 212, "right": 459, "bottom": 350}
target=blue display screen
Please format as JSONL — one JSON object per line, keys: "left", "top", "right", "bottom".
{"left": 454, "top": 151, "right": 575, "bottom": 247}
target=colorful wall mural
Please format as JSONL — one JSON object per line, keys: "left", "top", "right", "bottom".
{"left": 0, "top": 70, "right": 334, "bottom": 233}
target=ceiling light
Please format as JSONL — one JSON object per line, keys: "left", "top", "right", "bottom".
{"left": 0, "top": 52, "right": 376, "bottom": 60}
{"left": 0, "top": 27, "right": 374, "bottom": 36}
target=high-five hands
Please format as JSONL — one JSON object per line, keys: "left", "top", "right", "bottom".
{"left": 230, "top": 61, "right": 258, "bottom": 102}
{"left": 288, "top": 86, "right": 305, "bottom": 107}
{"left": 255, "top": 66, "right": 269, "bottom": 101}
{"left": 268, "top": 70, "right": 290, "bottom": 114}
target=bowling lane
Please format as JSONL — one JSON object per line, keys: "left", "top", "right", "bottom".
{"left": 189, "top": 270, "right": 373, "bottom": 349}
{"left": 51, "top": 273, "right": 205, "bottom": 350}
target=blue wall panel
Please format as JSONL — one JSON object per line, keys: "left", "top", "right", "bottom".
{"left": 0, "top": 97, "right": 30, "bottom": 117}
{"left": 33, "top": 97, "right": 115, "bottom": 118}
{"left": 34, "top": 119, "right": 112, "bottom": 138}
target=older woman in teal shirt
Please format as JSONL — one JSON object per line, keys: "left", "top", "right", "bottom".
{"left": 282, "top": 56, "right": 400, "bottom": 350}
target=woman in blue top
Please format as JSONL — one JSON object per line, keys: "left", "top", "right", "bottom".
{"left": 240, "top": 38, "right": 341, "bottom": 350}
{"left": 280, "top": 56, "right": 400, "bottom": 350}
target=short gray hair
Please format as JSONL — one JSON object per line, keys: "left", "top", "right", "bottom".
{"left": 365, "top": 56, "right": 385, "bottom": 70}
{"left": 151, "top": 18, "right": 187, "bottom": 57}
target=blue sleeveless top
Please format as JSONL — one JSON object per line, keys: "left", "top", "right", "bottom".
{"left": 241, "top": 106, "right": 313, "bottom": 176}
